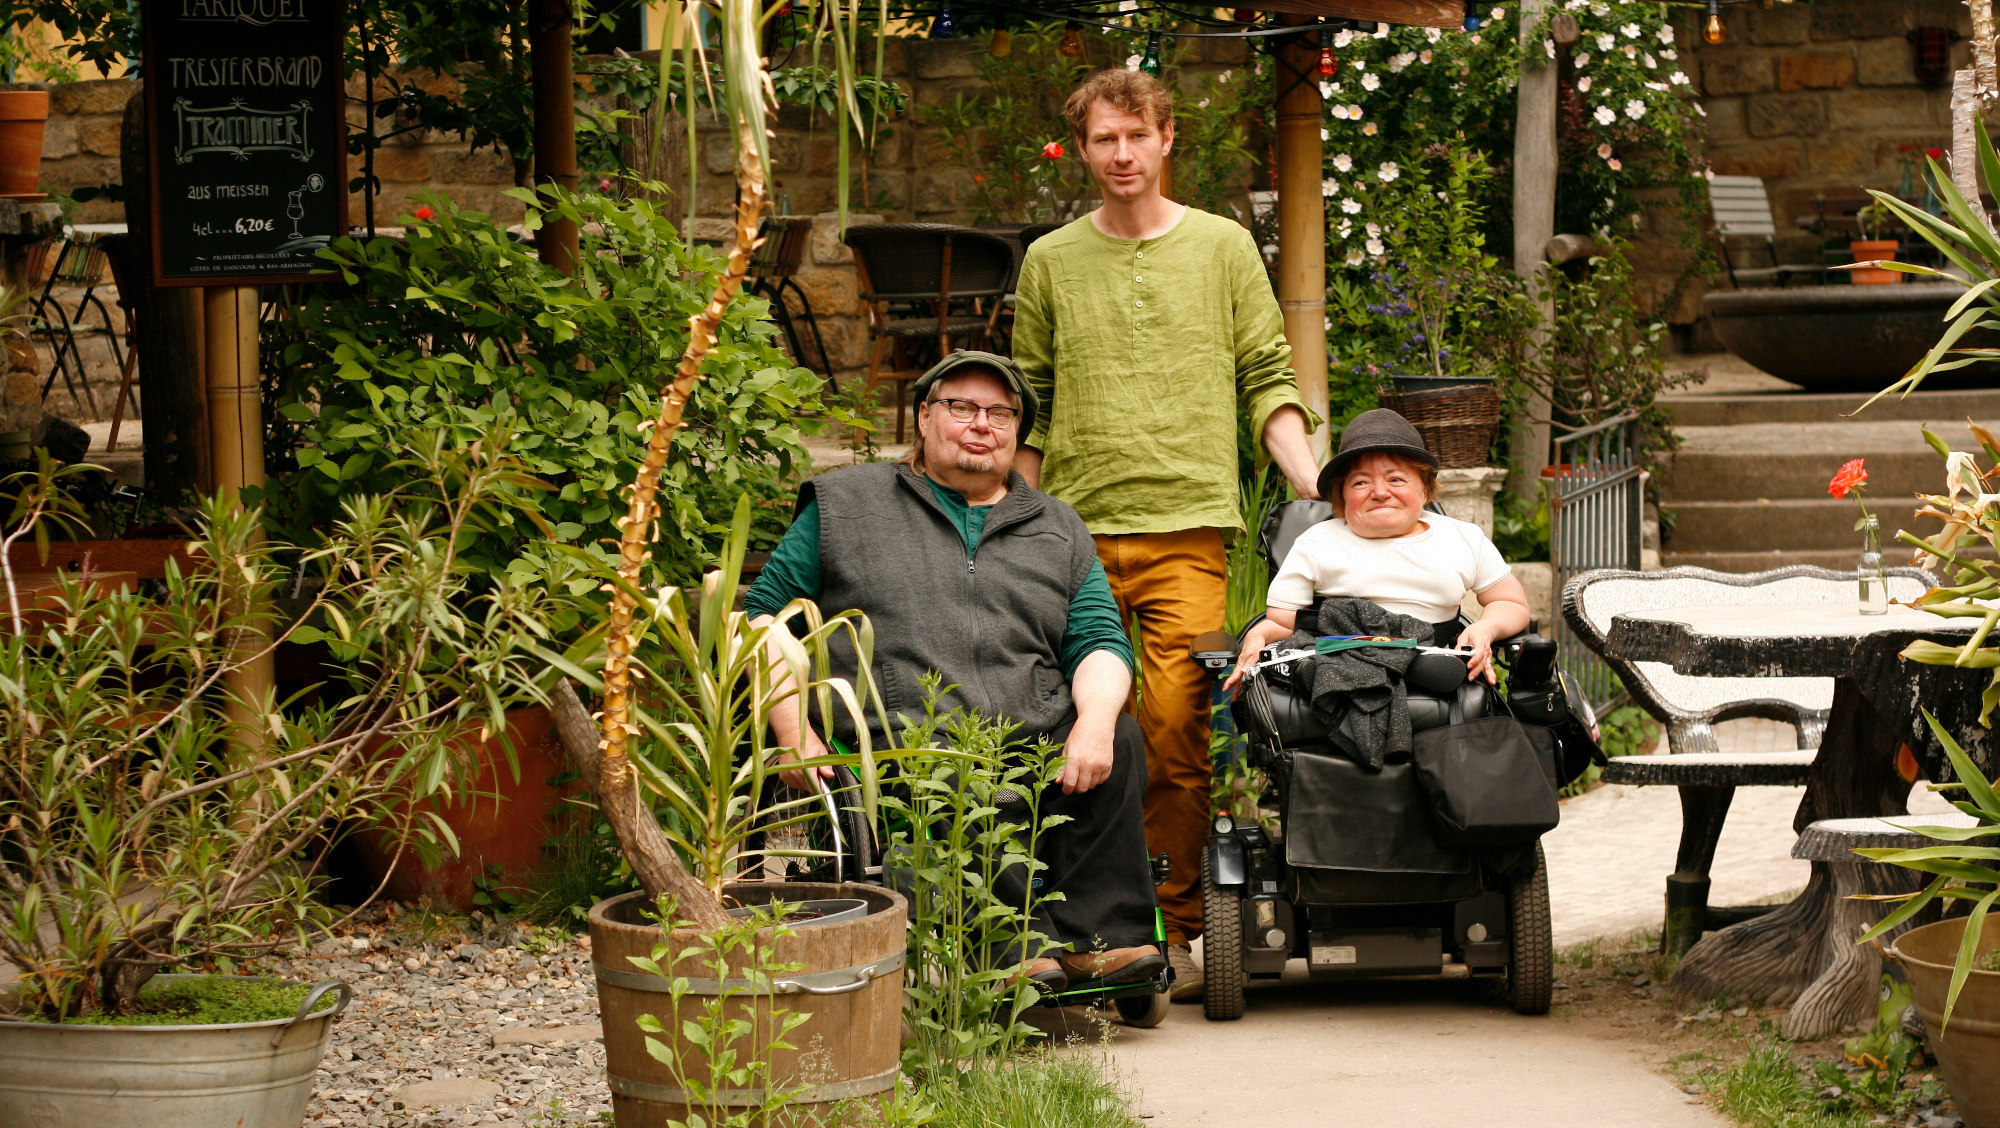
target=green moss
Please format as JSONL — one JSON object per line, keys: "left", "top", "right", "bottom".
{"left": 62, "top": 977, "right": 336, "bottom": 1027}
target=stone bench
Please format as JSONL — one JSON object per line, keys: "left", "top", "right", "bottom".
{"left": 1775, "top": 811, "right": 1984, "bottom": 1040}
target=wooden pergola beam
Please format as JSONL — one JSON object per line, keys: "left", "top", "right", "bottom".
{"left": 1243, "top": 0, "right": 1465, "bottom": 29}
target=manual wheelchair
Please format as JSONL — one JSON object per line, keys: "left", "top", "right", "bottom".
{"left": 1187, "top": 500, "right": 1601, "bottom": 1021}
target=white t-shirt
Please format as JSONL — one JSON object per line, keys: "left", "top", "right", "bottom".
{"left": 1266, "top": 513, "right": 1513, "bottom": 624}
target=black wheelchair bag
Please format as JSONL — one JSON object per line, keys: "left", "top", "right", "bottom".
{"left": 1409, "top": 693, "right": 1561, "bottom": 847}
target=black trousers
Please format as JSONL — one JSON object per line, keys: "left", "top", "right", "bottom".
{"left": 994, "top": 711, "right": 1160, "bottom": 956}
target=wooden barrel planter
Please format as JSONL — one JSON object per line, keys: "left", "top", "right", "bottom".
{"left": 589, "top": 882, "right": 907, "bottom": 1128}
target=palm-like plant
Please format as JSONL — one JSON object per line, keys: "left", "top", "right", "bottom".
{"left": 1857, "top": 116, "right": 2000, "bottom": 403}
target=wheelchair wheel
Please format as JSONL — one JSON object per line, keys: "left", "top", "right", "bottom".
{"left": 1200, "top": 851, "right": 1246, "bottom": 1021}
{"left": 1506, "top": 841, "right": 1554, "bottom": 1015}
{"left": 1113, "top": 990, "right": 1170, "bottom": 1029}
{"left": 746, "top": 765, "right": 875, "bottom": 885}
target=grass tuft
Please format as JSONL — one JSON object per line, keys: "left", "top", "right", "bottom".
{"left": 919, "top": 1050, "right": 1139, "bottom": 1128}
{"left": 1688, "top": 1041, "right": 1873, "bottom": 1128}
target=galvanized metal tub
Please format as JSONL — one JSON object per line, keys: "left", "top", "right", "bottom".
{"left": 0, "top": 976, "right": 351, "bottom": 1128}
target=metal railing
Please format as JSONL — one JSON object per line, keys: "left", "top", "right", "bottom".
{"left": 1549, "top": 413, "right": 1645, "bottom": 707}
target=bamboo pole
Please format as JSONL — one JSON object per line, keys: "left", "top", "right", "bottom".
{"left": 1509, "top": 0, "right": 1557, "bottom": 498}
{"left": 531, "top": 0, "right": 581, "bottom": 274}
{"left": 1274, "top": 16, "right": 1331, "bottom": 463}
{"left": 203, "top": 284, "right": 273, "bottom": 769}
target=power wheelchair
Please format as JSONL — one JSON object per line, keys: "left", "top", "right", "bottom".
{"left": 1187, "top": 500, "right": 1602, "bottom": 1021}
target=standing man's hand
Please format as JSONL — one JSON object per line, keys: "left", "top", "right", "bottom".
{"left": 775, "top": 726, "right": 834, "bottom": 792}
{"left": 1059, "top": 713, "right": 1117, "bottom": 793}
{"left": 1262, "top": 405, "right": 1321, "bottom": 500}
{"left": 1015, "top": 446, "right": 1043, "bottom": 489}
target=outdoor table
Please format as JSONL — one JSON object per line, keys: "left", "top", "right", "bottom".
{"left": 1599, "top": 601, "right": 1993, "bottom": 1021}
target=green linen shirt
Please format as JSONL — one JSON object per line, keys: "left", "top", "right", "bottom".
{"left": 1013, "top": 208, "right": 1315, "bottom": 537}
{"left": 742, "top": 479, "right": 1134, "bottom": 678}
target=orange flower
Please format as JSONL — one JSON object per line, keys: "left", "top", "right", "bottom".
{"left": 1041, "top": 141, "right": 1065, "bottom": 160}
{"left": 1828, "top": 458, "right": 1868, "bottom": 498}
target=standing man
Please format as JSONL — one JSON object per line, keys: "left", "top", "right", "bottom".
{"left": 1012, "top": 68, "right": 1322, "bottom": 1002}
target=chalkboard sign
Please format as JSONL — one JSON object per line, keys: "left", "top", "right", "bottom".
{"left": 144, "top": 0, "right": 348, "bottom": 286}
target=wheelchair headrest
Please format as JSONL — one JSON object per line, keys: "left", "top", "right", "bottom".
{"left": 1257, "top": 497, "right": 1452, "bottom": 572}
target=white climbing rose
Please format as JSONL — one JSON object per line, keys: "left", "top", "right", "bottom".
{"left": 1597, "top": 142, "right": 1613, "bottom": 158}
{"left": 1593, "top": 105, "right": 1616, "bottom": 124}
{"left": 1576, "top": 76, "right": 1592, "bottom": 92}
{"left": 1335, "top": 28, "right": 1355, "bottom": 47}
{"left": 1346, "top": 249, "right": 1365, "bottom": 266}
{"left": 1625, "top": 98, "right": 1646, "bottom": 119}
{"left": 1361, "top": 73, "right": 1381, "bottom": 91}
{"left": 1322, "top": 178, "right": 1339, "bottom": 197}
{"left": 1670, "top": 72, "right": 1690, "bottom": 85}
{"left": 1595, "top": 32, "right": 1615, "bottom": 50}
{"left": 1365, "top": 222, "right": 1382, "bottom": 237}
{"left": 1333, "top": 152, "right": 1354, "bottom": 172}
{"left": 1363, "top": 122, "right": 1378, "bottom": 135}
{"left": 1365, "top": 238, "right": 1385, "bottom": 256}
{"left": 1657, "top": 24, "right": 1675, "bottom": 44}
{"left": 1420, "top": 49, "right": 1434, "bottom": 63}
{"left": 1342, "top": 197, "right": 1363, "bottom": 214}
{"left": 1620, "top": 22, "right": 1640, "bottom": 37}
{"left": 1378, "top": 161, "right": 1400, "bottom": 182}
{"left": 1643, "top": 52, "right": 1656, "bottom": 68}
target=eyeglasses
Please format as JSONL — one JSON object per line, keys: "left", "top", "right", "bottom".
{"left": 929, "top": 397, "right": 1020, "bottom": 429}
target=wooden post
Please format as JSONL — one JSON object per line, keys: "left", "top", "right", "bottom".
{"left": 204, "top": 284, "right": 273, "bottom": 757}
{"left": 1274, "top": 16, "right": 1331, "bottom": 464}
{"left": 531, "top": 0, "right": 580, "bottom": 274}
{"left": 1509, "top": 0, "right": 1557, "bottom": 498}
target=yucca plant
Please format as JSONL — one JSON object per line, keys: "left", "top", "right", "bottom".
{"left": 1857, "top": 116, "right": 2000, "bottom": 403}
{"left": 583, "top": 0, "right": 893, "bottom": 926}
{"left": 1857, "top": 714, "right": 1999, "bottom": 1029}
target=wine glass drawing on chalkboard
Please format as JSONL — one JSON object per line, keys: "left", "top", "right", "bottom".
{"left": 277, "top": 174, "right": 327, "bottom": 256}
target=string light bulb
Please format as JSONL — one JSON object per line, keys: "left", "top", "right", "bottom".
{"left": 1059, "top": 21, "right": 1085, "bottom": 58}
{"left": 1233, "top": 7, "right": 1257, "bottom": 20}
{"left": 1704, "top": 0, "right": 1725, "bottom": 44}
{"left": 929, "top": 2, "right": 956, "bottom": 39}
{"left": 1317, "top": 30, "right": 1338, "bottom": 79}
{"left": 1463, "top": 12, "right": 1482, "bottom": 31}
{"left": 989, "top": 28, "right": 1011, "bottom": 57}
{"left": 1139, "top": 29, "right": 1163, "bottom": 76}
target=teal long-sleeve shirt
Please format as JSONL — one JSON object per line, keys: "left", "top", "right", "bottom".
{"left": 743, "top": 479, "right": 1134, "bottom": 678}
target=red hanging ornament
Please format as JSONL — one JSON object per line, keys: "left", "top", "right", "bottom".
{"left": 1317, "top": 44, "right": 1338, "bottom": 78}
{"left": 1233, "top": 7, "right": 1258, "bottom": 20}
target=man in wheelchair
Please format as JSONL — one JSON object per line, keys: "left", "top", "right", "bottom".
{"left": 744, "top": 350, "right": 1165, "bottom": 996}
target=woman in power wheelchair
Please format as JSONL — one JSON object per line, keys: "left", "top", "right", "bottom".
{"left": 1188, "top": 410, "right": 1602, "bottom": 1021}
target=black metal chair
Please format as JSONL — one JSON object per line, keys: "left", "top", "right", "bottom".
{"left": 842, "top": 223, "right": 1015, "bottom": 442}
{"left": 748, "top": 215, "right": 836, "bottom": 390}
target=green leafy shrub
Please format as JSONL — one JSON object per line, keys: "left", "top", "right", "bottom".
{"left": 256, "top": 186, "right": 847, "bottom": 593}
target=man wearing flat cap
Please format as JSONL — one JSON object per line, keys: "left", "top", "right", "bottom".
{"left": 743, "top": 350, "right": 1163, "bottom": 992}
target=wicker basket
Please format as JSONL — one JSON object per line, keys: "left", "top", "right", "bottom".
{"left": 1378, "top": 382, "right": 1502, "bottom": 468}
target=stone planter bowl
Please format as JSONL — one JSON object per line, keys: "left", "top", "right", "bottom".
{"left": 1702, "top": 283, "right": 2000, "bottom": 393}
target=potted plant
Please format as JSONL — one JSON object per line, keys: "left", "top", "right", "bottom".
{"left": 1849, "top": 200, "right": 1902, "bottom": 285}
{"left": 1859, "top": 717, "right": 2000, "bottom": 1128}
{"left": 0, "top": 88, "right": 48, "bottom": 199}
{"left": 0, "top": 436, "right": 564, "bottom": 1127}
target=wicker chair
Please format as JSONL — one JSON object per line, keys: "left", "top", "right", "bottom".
{"left": 842, "top": 224, "right": 1015, "bottom": 442}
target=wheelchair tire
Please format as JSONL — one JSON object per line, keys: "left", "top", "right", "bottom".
{"left": 1113, "top": 990, "right": 1170, "bottom": 1029}
{"left": 1200, "top": 851, "right": 1246, "bottom": 1021}
{"left": 1506, "top": 841, "right": 1554, "bottom": 1015}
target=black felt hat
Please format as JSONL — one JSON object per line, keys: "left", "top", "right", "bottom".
{"left": 911, "top": 350, "right": 1039, "bottom": 438}
{"left": 1316, "top": 408, "right": 1439, "bottom": 500}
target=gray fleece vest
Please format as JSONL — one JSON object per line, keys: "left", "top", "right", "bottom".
{"left": 805, "top": 462, "right": 1099, "bottom": 744}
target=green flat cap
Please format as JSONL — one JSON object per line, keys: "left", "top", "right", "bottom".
{"left": 911, "top": 350, "right": 1040, "bottom": 438}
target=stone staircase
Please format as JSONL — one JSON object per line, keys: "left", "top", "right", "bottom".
{"left": 1658, "top": 373, "right": 2000, "bottom": 572}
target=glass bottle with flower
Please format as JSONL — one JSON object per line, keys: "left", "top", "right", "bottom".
{"left": 1829, "top": 458, "right": 1888, "bottom": 614}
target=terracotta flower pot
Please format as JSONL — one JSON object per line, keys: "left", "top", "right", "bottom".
{"left": 347, "top": 704, "right": 575, "bottom": 911}
{"left": 1883, "top": 914, "right": 2000, "bottom": 1128}
{"left": 1850, "top": 239, "right": 1903, "bottom": 285}
{"left": 0, "top": 90, "right": 50, "bottom": 199}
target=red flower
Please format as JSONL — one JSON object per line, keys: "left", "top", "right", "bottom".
{"left": 415, "top": 206, "right": 434, "bottom": 221}
{"left": 1041, "top": 141, "right": 1065, "bottom": 160}
{"left": 1828, "top": 458, "right": 1868, "bottom": 499}
{"left": 1901, "top": 144, "right": 1913, "bottom": 152}
{"left": 1928, "top": 147, "right": 1946, "bottom": 160}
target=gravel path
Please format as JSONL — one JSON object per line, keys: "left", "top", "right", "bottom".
{"left": 263, "top": 921, "right": 614, "bottom": 1127}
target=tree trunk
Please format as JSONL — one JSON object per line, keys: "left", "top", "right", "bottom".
{"left": 549, "top": 679, "right": 731, "bottom": 929}
{"left": 121, "top": 86, "right": 208, "bottom": 503}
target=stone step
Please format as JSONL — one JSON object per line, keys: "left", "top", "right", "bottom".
{"left": 1665, "top": 386, "right": 2000, "bottom": 427}
{"left": 1662, "top": 498, "right": 1946, "bottom": 554}
{"left": 1658, "top": 549, "right": 1896, "bottom": 573}
{"left": 1662, "top": 418, "right": 1989, "bottom": 501}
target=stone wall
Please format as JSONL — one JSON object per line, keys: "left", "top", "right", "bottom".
{"left": 1691, "top": 0, "right": 1973, "bottom": 262}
